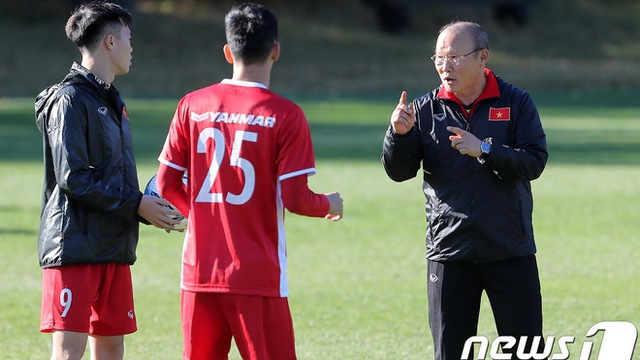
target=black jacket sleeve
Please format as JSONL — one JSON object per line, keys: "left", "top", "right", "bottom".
{"left": 381, "top": 125, "right": 423, "bottom": 182}
{"left": 483, "top": 92, "right": 548, "bottom": 181}
{"left": 48, "top": 90, "right": 142, "bottom": 221}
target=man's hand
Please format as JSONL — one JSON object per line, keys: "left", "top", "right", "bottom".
{"left": 390, "top": 91, "right": 415, "bottom": 135}
{"left": 448, "top": 126, "right": 482, "bottom": 158}
{"left": 325, "top": 192, "right": 343, "bottom": 222}
{"left": 138, "top": 194, "right": 183, "bottom": 231}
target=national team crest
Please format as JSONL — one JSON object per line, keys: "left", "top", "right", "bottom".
{"left": 489, "top": 107, "right": 510, "bottom": 121}
{"left": 122, "top": 107, "right": 129, "bottom": 120}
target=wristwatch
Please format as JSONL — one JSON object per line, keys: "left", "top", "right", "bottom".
{"left": 478, "top": 137, "right": 492, "bottom": 164}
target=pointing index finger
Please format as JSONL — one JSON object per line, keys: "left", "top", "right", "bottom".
{"left": 399, "top": 91, "right": 407, "bottom": 106}
{"left": 447, "top": 126, "right": 465, "bottom": 136}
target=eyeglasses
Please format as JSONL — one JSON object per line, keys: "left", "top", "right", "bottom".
{"left": 430, "top": 48, "right": 482, "bottom": 67}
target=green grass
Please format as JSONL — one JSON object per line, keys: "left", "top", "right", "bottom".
{"left": 1, "top": 96, "right": 639, "bottom": 359}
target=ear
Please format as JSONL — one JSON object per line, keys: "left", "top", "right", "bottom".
{"left": 223, "top": 44, "right": 234, "bottom": 64}
{"left": 271, "top": 42, "right": 280, "bottom": 62}
{"left": 105, "top": 34, "right": 115, "bottom": 50}
{"left": 479, "top": 48, "right": 489, "bottom": 64}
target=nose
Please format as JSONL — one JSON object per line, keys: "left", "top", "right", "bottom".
{"left": 437, "top": 61, "right": 453, "bottom": 73}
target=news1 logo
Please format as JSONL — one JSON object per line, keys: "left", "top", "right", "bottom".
{"left": 461, "top": 321, "right": 638, "bottom": 360}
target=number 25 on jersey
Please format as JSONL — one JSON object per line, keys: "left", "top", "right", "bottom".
{"left": 195, "top": 128, "right": 257, "bottom": 205}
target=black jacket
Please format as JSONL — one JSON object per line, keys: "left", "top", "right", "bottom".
{"left": 382, "top": 71, "right": 548, "bottom": 263}
{"left": 35, "top": 63, "right": 143, "bottom": 268}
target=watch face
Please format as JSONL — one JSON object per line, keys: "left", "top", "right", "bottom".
{"left": 481, "top": 141, "right": 491, "bottom": 153}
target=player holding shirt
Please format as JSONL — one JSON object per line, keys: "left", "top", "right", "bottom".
{"left": 156, "top": 3, "right": 343, "bottom": 359}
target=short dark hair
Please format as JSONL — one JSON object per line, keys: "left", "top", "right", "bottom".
{"left": 224, "top": 3, "right": 278, "bottom": 65}
{"left": 65, "top": 1, "right": 132, "bottom": 50}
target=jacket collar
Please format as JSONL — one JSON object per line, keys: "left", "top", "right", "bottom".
{"left": 436, "top": 68, "right": 500, "bottom": 105}
{"left": 68, "top": 62, "right": 113, "bottom": 92}
{"left": 67, "top": 62, "right": 123, "bottom": 118}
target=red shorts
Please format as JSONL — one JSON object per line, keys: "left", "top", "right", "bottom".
{"left": 181, "top": 291, "right": 297, "bottom": 360}
{"left": 40, "top": 263, "right": 136, "bottom": 336}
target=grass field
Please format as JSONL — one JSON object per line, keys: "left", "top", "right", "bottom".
{"left": 1, "top": 96, "right": 639, "bottom": 359}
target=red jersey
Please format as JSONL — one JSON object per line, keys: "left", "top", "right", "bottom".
{"left": 159, "top": 80, "right": 318, "bottom": 297}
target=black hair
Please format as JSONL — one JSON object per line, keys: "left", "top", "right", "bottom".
{"left": 65, "top": 1, "right": 132, "bottom": 50}
{"left": 224, "top": 2, "right": 278, "bottom": 65}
